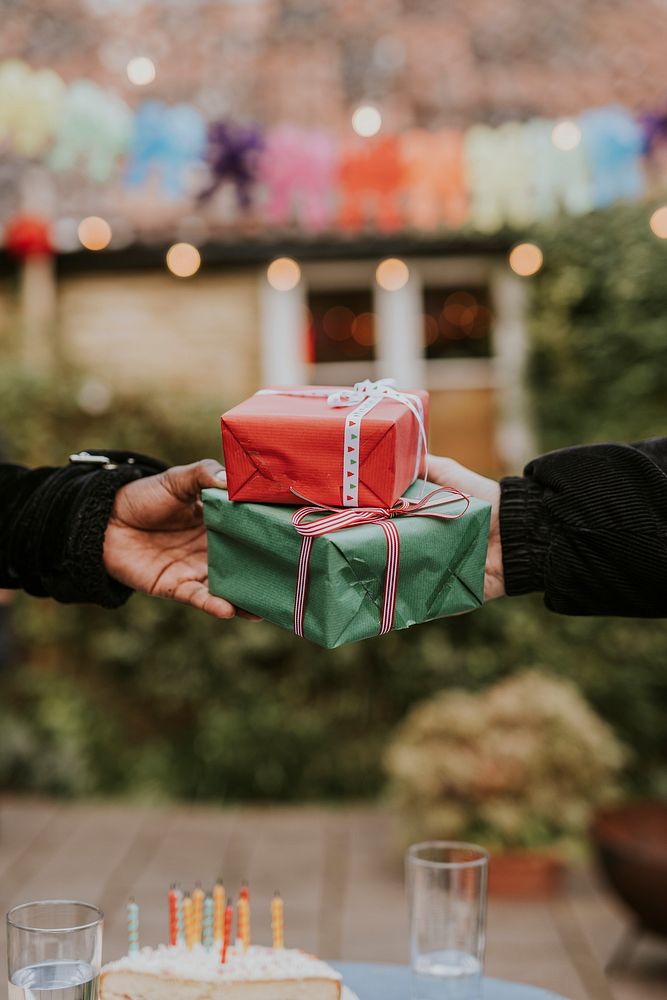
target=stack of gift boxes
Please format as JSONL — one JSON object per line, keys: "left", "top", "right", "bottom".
{"left": 203, "top": 380, "right": 491, "bottom": 649}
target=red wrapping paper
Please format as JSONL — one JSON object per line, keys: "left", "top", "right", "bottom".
{"left": 221, "top": 385, "right": 429, "bottom": 507}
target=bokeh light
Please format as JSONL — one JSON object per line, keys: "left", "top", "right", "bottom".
{"left": 509, "top": 243, "right": 544, "bottom": 277}
{"left": 77, "top": 378, "right": 112, "bottom": 416}
{"left": 166, "top": 242, "right": 201, "bottom": 277}
{"left": 77, "top": 216, "right": 112, "bottom": 251}
{"left": 551, "top": 120, "right": 582, "bottom": 151}
{"left": 423, "top": 315, "right": 439, "bottom": 347}
{"left": 352, "top": 105, "right": 382, "bottom": 138}
{"left": 440, "top": 314, "right": 465, "bottom": 340}
{"left": 468, "top": 304, "right": 492, "bottom": 338}
{"left": 443, "top": 291, "right": 477, "bottom": 329}
{"left": 126, "top": 56, "right": 156, "bottom": 86}
{"left": 323, "top": 306, "right": 354, "bottom": 340}
{"left": 649, "top": 206, "right": 667, "bottom": 238}
{"left": 351, "top": 312, "right": 376, "bottom": 346}
{"left": 267, "top": 257, "right": 301, "bottom": 291}
{"left": 376, "top": 257, "right": 409, "bottom": 291}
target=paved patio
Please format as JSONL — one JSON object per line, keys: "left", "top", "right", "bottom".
{"left": 0, "top": 797, "right": 665, "bottom": 1000}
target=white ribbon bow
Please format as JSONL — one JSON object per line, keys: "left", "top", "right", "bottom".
{"left": 326, "top": 378, "right": 400, "bottom": 407}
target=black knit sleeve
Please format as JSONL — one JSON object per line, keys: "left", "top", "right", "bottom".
{"left": 0, "top": 450, "right": 166, "bottom": 608}
{"left": 499, "top": 438, "right": 667, "bottom": 617}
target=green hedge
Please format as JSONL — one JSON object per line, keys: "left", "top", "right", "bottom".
{"left": 1, "top": 202, "right": 666, "bottom": 800}
{"left": 530, "top": 201, "right": 667, "bottom": 447}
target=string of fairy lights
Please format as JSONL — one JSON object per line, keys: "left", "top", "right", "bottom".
{"left": 72, "top": 219, "right": 667, "bottom": 287}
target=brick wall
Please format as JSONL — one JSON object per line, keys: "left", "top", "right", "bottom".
{"left": 57, "top": 269, "right": 261, "bottom": 405}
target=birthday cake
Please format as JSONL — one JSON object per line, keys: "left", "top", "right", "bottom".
{"left": 100, "top": 943, "right": 342, "bottom": 1000}
{"left": 100, "top": 884, "right": 344, "bottom": 1000}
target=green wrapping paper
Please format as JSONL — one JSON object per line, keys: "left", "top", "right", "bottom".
{"left": 203, "top": 480, "right": 491, "bottom": 649}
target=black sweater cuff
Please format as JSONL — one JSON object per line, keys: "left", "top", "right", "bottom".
{"left": 3, "top": 450, "right": 166, "bottom": 608}
{"left": 498, "top": 440, "right": 667, "bottom": 617}
{"left": 57, "top": 451, "right": 167, "bottom": 607}
{"left": 50, "top": 464, "right": 144, "bottom": 608}
{"left": 499, "top": 476, "right": 548, "bottom": 596}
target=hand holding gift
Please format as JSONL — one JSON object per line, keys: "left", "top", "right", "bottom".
{"left": 104, "top": 460, "right": 261, "bottom": 620}
{"left": 206, "top": 380, "right": 493, "bottom": 647}
{"left": 426, "top": 453, "right": 504, "bottom": 602}
{"left": 425, "top": 439, "right": 667, "bottom": 618}
{"left": 0, "top": 452, "right": 259, "bottom": 619}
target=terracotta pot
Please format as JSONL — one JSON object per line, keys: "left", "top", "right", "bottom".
{"left": 591, "top": 801, "right": 667, "bottom": 937}
{"left": 488, "top": 851, "right": 567, "bottom": 898}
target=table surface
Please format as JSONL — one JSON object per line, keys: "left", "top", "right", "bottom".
{"left": 331, "top": 962, "right": 570, "bottom": 1000}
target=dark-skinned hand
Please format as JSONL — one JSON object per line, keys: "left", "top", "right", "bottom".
{"left": 103, "top": 460, "right": 259, "bottom": 620}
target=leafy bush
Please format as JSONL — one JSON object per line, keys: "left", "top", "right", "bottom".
{"left": 1, "top": 201, "right": 667, "bottom": 802}
{"left": 530, "top": 201, "right": 667, "bottom": 447}
{"left": 385, "top": 670, "right": 627, "bottom": 852}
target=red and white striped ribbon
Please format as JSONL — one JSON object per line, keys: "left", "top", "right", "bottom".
{"left": 293, "top": 535, "right": 313, "bottom": 638}
{"left": 378, "top": 520, "right": 400, "bottom": 634}
{"left": 291, "top": 487, "right": 470, "bottom": 639}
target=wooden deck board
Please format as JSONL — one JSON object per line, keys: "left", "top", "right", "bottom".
{"left": 1, "top": 796, "right": 665, "bottom": 1000}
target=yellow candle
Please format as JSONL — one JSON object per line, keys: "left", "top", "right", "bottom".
{"left": 192, "top": 885, "right": 205, "bottom": 944}
{"left": 183, "top": 894, "right": 195, "bottom": 950}
{"left": 237, "top": 897, "right": 250, "bottom": 953}
{"left": 213, "top": 881, "right": 225, "bottom": 943}
{"left": 271, "top": 892, "right": 284, "bottom": 950}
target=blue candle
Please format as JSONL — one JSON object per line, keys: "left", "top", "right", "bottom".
{"left": 176, "top": 887, "right": 185, "bottom": 945}
{"left": 202, "top": 895, "right": 214, "bottom": 950}
{"left": 127, "top": 899, "right": 140, "bottom": 954}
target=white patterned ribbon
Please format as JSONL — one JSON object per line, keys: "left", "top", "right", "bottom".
{"left": 257, "top": 379, "right": 427, "bottom": 507}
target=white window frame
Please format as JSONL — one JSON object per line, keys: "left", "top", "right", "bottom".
{"left": 257, "top": 254, "right": 535, "bottom": 470}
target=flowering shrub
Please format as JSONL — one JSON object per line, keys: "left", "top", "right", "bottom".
{"left": 385, "top": 670, "right": 628, "bottom": 852}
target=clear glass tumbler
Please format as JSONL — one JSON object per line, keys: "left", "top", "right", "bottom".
{"left": 407, "top": 841, "right": 488, "bottom": 1000}
{"left": 7, "top": 901, "right": 103, "bottom": 1000}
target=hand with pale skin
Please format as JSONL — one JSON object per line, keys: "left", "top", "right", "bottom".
{"left": 427, "top": 454, "right": 505, "bottom": 602}
{"left": 103, "top": 459, "right": 259, "bottom": 620}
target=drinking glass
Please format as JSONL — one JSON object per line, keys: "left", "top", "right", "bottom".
{"left": 7, "top": 901, "right": 103, "bottom": 1000}
{"left": 407, "top": 841, "right": 488, "bottom": 1000}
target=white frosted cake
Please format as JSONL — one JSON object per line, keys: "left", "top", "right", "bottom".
{"left": 101, "top": 944, "right": 343, "bottom": 1000}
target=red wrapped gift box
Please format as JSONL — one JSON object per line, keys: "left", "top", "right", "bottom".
{"left": 221, "top": 383, "right": 429, "bottom": 507}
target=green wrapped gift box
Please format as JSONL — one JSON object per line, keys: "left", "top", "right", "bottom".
{"left": 203, "top": 480, "right": 491, "bottom": 649}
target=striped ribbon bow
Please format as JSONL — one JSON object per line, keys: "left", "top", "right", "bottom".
{"left": 291, "top": 486, "right": 470, "bottom": 639}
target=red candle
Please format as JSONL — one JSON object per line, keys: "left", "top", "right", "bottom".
{"left": 220, "top": 904, "right": 233, "bottom": 964}
{"left": 168, "top": 885, "right": 179, "bottom": 947}
{"left": 239, "top": 881, "right": 250, "bottom": 902}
